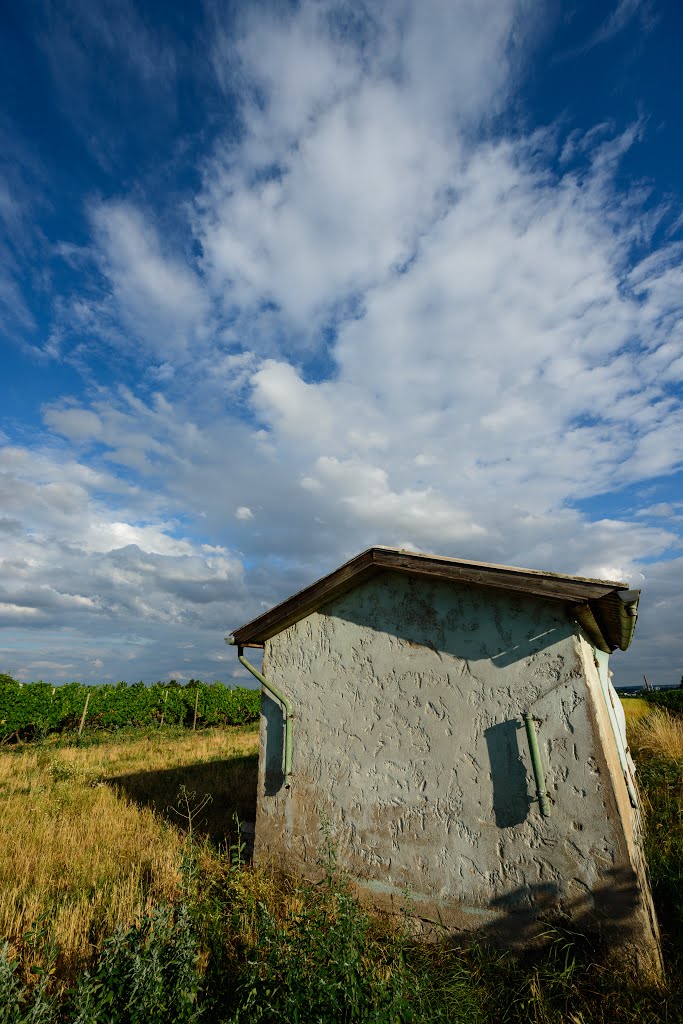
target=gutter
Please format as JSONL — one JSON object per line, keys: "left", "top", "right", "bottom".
{"left": 227, "top": 636, "right": 293, "bottom": 787}
{"left": 617, "top": 590, "right": 639, "bottom": 652}
{"left": 573, "top": 588, "right": 640, "bottom": 654}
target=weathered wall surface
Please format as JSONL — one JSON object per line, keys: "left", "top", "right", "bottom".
{"left": 254, "top": 571, "right": 660, "bottom": 968}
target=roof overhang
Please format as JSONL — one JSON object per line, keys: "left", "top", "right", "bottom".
{"left": 228, "top": 546, "right": 640, "bottom": 654}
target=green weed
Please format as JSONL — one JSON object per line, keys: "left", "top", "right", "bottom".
{"left": 68, "top": 904, "right": 202, "bottom": 1024}
{"left": 637, "top": 755, "right": 683, "bottom": 956}
{"left": 2, "top": 722, "right": 683, "bottom": 1023}
{"left": 0, "top": 915, "right": 58, "bottom": 1024}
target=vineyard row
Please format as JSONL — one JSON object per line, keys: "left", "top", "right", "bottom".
{"left": 0, "top": 675, "right": 261, "bottom": 742}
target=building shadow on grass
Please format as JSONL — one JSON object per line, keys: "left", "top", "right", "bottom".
{"left": 108, "top": 753, "right": 258, "bottom": 853}
{"left": 387, "top": 865, "right": 663, "bottom": 978}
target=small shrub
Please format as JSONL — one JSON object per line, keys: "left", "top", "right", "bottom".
{"left": 0, "top": 918, "right": 59, "bottom": 1024}
{"left": 0, "top": 944, "right": 22, "bottom": 1024}
{"left": 643, "top": 689, "right": 683, "bottom": 717}
{"left": 69, "top": 903, "right": 202, "bottom": 1024}
{"left": 46, "top": 760, "right": 82, "bottom": 783}
{"left": 229, "top": 877, "right": 417, "bottom": 1023}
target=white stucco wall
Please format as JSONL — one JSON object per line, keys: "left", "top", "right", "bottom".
{"left": 254, "top": 570, "right": 660, "bottom": 966}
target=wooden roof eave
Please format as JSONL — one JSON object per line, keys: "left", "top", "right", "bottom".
{"left": 228, "top": 547, "right": 639, "bottom": 651}
{"left": 573, "top": 603, "right": 613, "bottom": 654}
{"left": 229, "top": 550, "right": 378, "bottom": 647}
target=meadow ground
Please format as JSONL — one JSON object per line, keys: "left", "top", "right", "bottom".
{"left": 1, "top": 709, "right": 682, "bottom": 1022}
{"left": 620, "top": 696, "right": 653, "bottom": 725}
{"left": 0, "top": 725, "right": 258, "bottom": 979}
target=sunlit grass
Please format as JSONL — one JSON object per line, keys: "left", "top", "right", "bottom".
{"left": 0, "top": 726, "right": 258, "bottom": 981}
{"left": 628, "top": 707, "right": 683, "bottom": 761}
{"left": 619, "top": 696, "right": 652, "bottom": 726}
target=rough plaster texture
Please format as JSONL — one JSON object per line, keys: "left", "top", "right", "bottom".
{"left": 254, "top": 571, "right": 661, "bottom": 970}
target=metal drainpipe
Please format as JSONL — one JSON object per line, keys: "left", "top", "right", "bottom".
{"left": 228, "top": 637, "right": 293, "bottom": 788}
{"left": 523, "top": 712, "right": 551, "bottom": 817}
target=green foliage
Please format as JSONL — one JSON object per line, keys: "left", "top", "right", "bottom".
{"left": 0, "top": 906, "right": 202, "bottom": 1024}
{"left": 0, "top": 944, "right": 24, "bottom": 1024}
{"left": 0, "top": 679, "right": 260, "bottom": 743}
{"left": 230, "top": 880, "right": 416, "bottom": 1023}
{"left": 1, "top": 881, "right": 682, "bottom": 1024}
{"left": 0, "top": 916, "right": 59, "bottom": 1024}
{"left": 212, "top": 831, "right": 481, "bottom": 1024}
{"left": 69, "top": 904, "right": 202, "bottom": 1024}
{"left": 637, "top": 755, "right": 683, "bottom": 955}
{"left": 0, "top": 946, "right": 56, "bottom": 1024}
{"left": 642, "top": 689, "right": 683, "bottom": 715}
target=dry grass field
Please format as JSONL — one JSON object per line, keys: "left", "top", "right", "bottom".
{"left": 626, "top": 705, "right": 683, "bottom": 760}
{"left": 620, "top": 696, "right": 653, "bottom": 725}
{"left": 0, "top": 725, "right": 258, "bottom": 981}
{"left": 1, "top": 708, "right": 682, "bottom": 1022}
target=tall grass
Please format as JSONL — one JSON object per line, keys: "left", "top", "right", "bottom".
{"left": 0, "top": 725, "right": 258, "bottom": 980}
{"left": 620, "top": 697, "right": 653, "bottom": 726}
{"left": 626, "top": 707, "right": 683, "bottom": 960}
{"left": 629, "top": 708, "right": 683, "bottom": 761}
{"left": 1, "top": 718, "right": 682, "bottom": 1022}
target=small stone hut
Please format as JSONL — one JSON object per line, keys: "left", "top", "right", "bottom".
{"left": 229, "top": 546, "right": 661, "bottom": 969}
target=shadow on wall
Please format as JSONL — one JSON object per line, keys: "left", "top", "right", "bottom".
{"left": 484, "top": 720, "right": 532, "bottom": 826}
{"left": 352, "top": 864, "right": 660, "bottom": 974}
{"left": 262, "top": 690, "right": 285, "bottom": 795}
{"left": 108, "top": 754, "right": 258, "bottom": 849}
{"left": 328, "top": 572, "right": 578, "bottom": 669}
{"left": 453, "top": 866, "right": 659, "bottom": 973}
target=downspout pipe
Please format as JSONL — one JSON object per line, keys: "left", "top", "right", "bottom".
{"left": 523, "top": 712, "right": 551, "bottom": 817}
{"left": 227, "top": 636, "right": 293, "bottom": 788}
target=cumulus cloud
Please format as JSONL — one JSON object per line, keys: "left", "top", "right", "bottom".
{"left": 2, "top": 0, "right": 682, "bottom": 685}
{"left": 89, "top": 201, "right": 209, "bottom": 359}
{"left": 0, "top": 438, "right": 249, "bottom": 682}
{"left": 197, "top": 0, "right": 535, "bottom": 344}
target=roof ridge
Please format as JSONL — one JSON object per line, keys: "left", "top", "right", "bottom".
{"left": 369, "top": 546, "right": 628, "bottom": 588}
{"left": 229, "top": 546, "right": 638, "bottom": 652}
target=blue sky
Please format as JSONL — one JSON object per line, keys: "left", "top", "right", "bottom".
{"left": 1, "top": 0, "right": 682, "bottom": 687}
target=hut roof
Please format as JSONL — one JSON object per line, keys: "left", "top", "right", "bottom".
{"left": 229, "top": 546, "right": 639, "bottom": 654}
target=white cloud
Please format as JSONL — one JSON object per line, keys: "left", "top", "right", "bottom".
{"left": 242, "top": 124, "right": 683, "bottom": 543}
{"left": 2, "top": 0, "right": 683, "bottom": 685}
{"left": 198, "top": 0, "right": 532, "bottom": 342}
{"left": 90, "top": 201, "right": 208, "bottom": 359}
{"left": 43, "top": 407, "right": 104, "bottom": 442}
{"left": 303, "top": 456, "right": 488, "bottom": 547}
{"left": 0, "top": 604, "right": 46, "bottom": 623}
{"left": 0, "top": 431, "right": 251, "bottom": 682}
